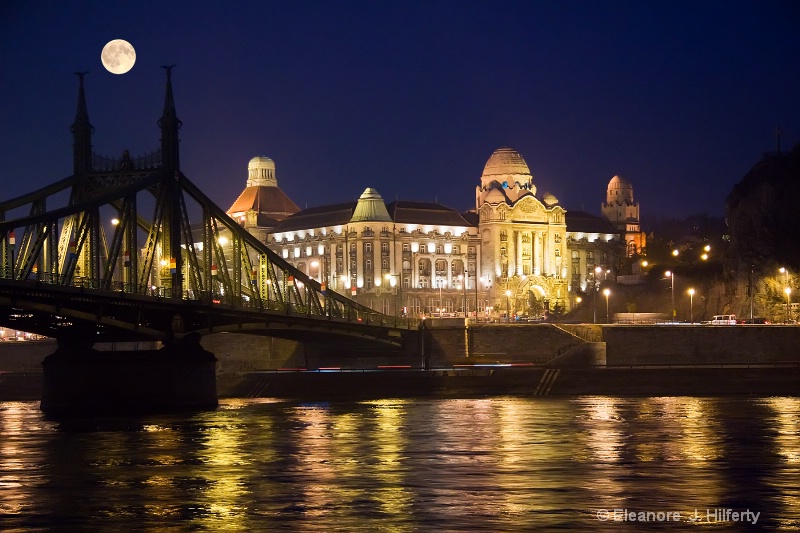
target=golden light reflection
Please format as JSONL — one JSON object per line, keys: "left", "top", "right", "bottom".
{"left": 191, "top": 414, "right": 251, "bottom": 529}
{"left": 364, "top": 400, "right": 413, "bottom": 517}
{"left": 764, "top": 397, "right": 800, "bottom": 464}
{"left": 292, "top": 405, "right": 339, "bottom": 517}
{"left": 0, "top": 402, "right": 47, "bottom": 515}
{"left": 578, "top": 396, "right": 624, "bottom": 463}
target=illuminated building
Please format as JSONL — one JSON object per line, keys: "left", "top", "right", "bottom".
{"left": 228, "top": 147, "right": 631, "bottom": 318}
{"left": 226, "top": 156, "right": 300, "bottom": 243}
{"left": 601, "top": 175, "right": 646, "bottom": 256}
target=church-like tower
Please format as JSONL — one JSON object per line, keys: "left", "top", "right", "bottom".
{"left": 227, "top": 156, "right": 300, "bottom": 243}
{"left": 601, "top": 175, "right": 645, "bottom": 256}
{"left": 476, "top": 147, "right": 568, "bottom": 317}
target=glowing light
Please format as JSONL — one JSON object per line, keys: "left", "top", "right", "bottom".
{"left": 427, "top": 243, "right": 435, "bottom": 253}
{"left": 218, "top": 236, "right": 228, "bottom": 245}
{"left": 672, "top": 249, "right": 679, "bottom": 256}
{"left": 111, "top": 218, "right": 120, "bottom": 226}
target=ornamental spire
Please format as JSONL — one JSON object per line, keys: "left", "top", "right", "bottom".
{"left": 158, "top": 65, "right": 182, "bottom": 171}
{"left": 71, "top": 72, "right": 94, "bottom": 175}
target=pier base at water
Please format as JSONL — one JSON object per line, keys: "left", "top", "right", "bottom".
{"left": 41, "top": 338, "right": 217, "bottom": 417}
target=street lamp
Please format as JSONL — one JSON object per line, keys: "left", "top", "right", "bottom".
{"left": 593, "top": 266, "right": 602, "bottom": 324}
{"left": 385, "top": 273, "right": 402, "bottom": 320}
{"left": 505, "top": 289, "right": 512, "bottom": 323}
{"left": 665, "top": 270, "right": 675, "bottom": 322}
{"left": 603, "top": 288, "right": 611, "bottom": 324}
{"left": 438, "top": 278, "right": 447, "bottom": 316}
{"left": 458, "top": 272, "right": 467, "bottom": 319}
{"left": 785, "top": 286, "right": 792, "bottom": 324}
{"left": 687, "top": 288, "right": 695, "bottom": 323}
{"left": 780, "top": 267, "right": 789, "bottom": 289}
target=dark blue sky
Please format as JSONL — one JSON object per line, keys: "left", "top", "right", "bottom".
{"left": 2, "top": 1, "right": 799, "bottom": 222}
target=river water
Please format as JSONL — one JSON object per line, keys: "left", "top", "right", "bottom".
{"left": 1, "top": 396, "right": 799, "bottom": 531}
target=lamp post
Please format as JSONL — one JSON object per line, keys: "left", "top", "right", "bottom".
{"left": 438, "top": 278, "right": 447, "bottom": 316}
{"left": 505, "top": 289, "right": 512, "bottom": 323}
{"left": 459, "top": 272, "right": 467, "bottom": 319}
{"left": 385, "top": 273, "right": 402, "bottom": 320}
{"left": 785, "top": 286, "right": 792, "bottom": 324}
{"left": 592, "top": 266, "right": 603, "bottom": 324}
{"left": 688, "top": 288, "right": 695, "bottom": 323}
{"left": 665, "top": 270, "right": 675, "bottom": 322}
{"left": 603, "top": 288, "right": 611, "bottom": 324}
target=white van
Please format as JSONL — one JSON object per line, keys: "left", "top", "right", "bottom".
{"left": 711, "top": 314, "right": 737, "bottom": 325}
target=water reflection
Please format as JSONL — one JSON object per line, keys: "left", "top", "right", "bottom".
{"left": 0, "top": 397, "right": 798, "bottom": 529}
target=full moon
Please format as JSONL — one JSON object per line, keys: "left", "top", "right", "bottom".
{"left": 101, "top": 39, "right": 136, "bottom": 74}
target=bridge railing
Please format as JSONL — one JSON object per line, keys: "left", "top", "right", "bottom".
{"left": 4, "top": 271, "right": 420, "bottom": 329}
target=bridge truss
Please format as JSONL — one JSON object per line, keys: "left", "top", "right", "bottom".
{"left": 0, "top": 70, "right": 408, "bottom": 342}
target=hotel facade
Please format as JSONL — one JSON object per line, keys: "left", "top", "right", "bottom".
{"left": 228, "top": 147, "right": 645, "bottom": 319}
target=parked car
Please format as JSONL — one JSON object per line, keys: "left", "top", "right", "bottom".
{"left": 711, "top": 314, "right": 737, "bottom": 325}
{"left": 738, "top": 317, "right": 770, "bottom": 324}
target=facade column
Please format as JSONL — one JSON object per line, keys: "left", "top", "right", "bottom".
{"left": 542, "top": 232, "right": 549, "bottom": 276}
{"left": 515, "top": 229, "right": 522, "bottom": 276}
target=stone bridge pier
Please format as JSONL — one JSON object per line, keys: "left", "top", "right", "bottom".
{"left": 40, "top": 333, "right": 218, "bottom": 417}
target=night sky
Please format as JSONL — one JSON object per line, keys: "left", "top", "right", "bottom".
{"left": 2, "top": 1, "right": 799, "bottom": 223}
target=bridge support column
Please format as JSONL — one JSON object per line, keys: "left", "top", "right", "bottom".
{"left": 41, "top": 334, "right": 217, "bottom": 417}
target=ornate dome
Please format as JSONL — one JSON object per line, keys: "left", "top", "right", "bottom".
{"left": 542, "top": 192, "right": 559, "bottom": 206}
{"left": 608, "top": 175, "right": 632, "bottom": 190}
{"left": 350, "top": 188, "right": 392, "bottom": 222}
{"left": 481, "top": 147, "right": 531, "bottom": 179}
{"left": 606, "top": 175, "right": 634, "bottom": 205}
{"left": 479, "top": 147, "right": 535, "bottom": 197}
{"left": 247, "top": 156, "right": 277, "bottom": 187}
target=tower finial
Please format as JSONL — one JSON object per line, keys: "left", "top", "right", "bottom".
{"left": 158, "top": 65, "right": 181, "bottom": 171}
{"left": 71, "top": 71, "right": 93, "bottom": 176}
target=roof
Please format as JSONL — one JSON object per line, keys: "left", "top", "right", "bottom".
{"left": 482, "top": 147, "right": 531, "bottom": 178}
{"left": 387, "top": 200, "right": 475, "bottom": 227}
{"left": 271, "top": 202, "right": 356, "bottom": 232}
{"left": 350, "top": 188, "right": 392, "bottom": 222}
{"left": 271, "top": 199, "right": 477, "bottom": 233}
{"left": 565, "top": 210, "right": 619, "bottom": 234}
{"left": 227, "top": 186, "right": 300, "bottom": 218}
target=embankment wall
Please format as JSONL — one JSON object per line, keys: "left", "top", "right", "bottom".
{"left": 604, "top": 325, "right": 800, "bottom": 366}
